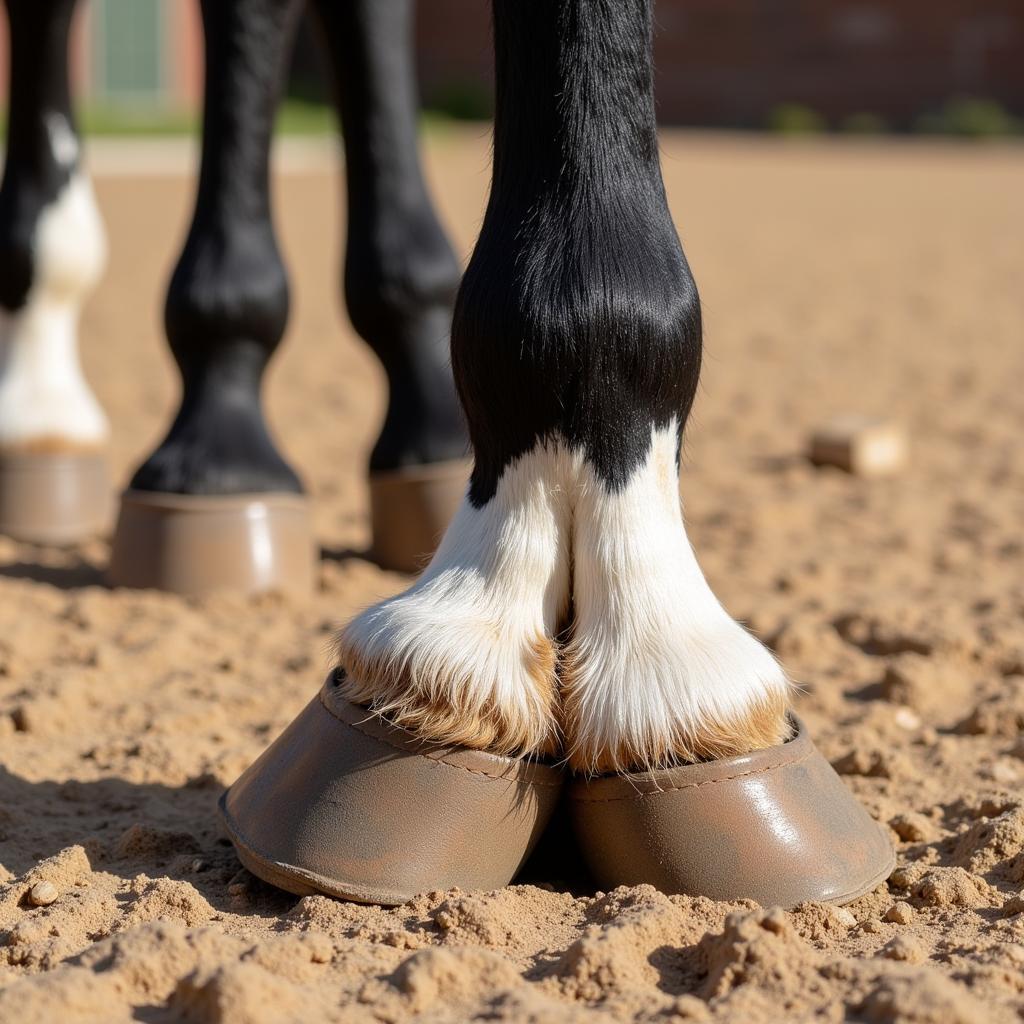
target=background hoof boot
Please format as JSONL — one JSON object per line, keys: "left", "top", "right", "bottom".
{"left": 107, "top": 490, "right": 314, "bottom": 596}
{"left": 369, "top": 459, "right": 469, "bottom": 573}
{"left": 0, "top": 448, "right": 111, "bottom": 545}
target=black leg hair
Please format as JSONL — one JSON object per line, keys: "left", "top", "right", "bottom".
{"left": 309, "top": 0, "right": 467, "bottom": 472}
{"left": 130, "top": 0, "right": 303, "bottom": 495}
{"left": 454, "top": 0, "right": 702, "bottom": 506}
{"left": 0, "top": 0, "right": 79, "bottom": 314}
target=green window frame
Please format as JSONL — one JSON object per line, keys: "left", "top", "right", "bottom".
{"left": 92, "top": 0, "right": 167, "bottom": 103}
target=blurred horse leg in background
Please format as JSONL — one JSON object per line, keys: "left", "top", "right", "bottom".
{"left": 107, "top": 0, "right": 465, "bottom": 589}
{"left": 107, "top": 0, "right": 316, "bottom": 594}
{"left": 0, "top": 0, "right": 110, "bottom": 544}
{"left": 128, "top": 0, "right": 302, "bottom": 498}
{"left": 311, "top": 0, "right": 469, "bottom": 573}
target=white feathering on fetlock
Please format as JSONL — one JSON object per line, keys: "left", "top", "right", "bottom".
{"left": 337, "top": 444, "right": 576, "bottom": 757}
{"left": 562, "top": 422, "right": 792, "bottom": 774}
{"left": 337, "top": 425, "right": 791, "bottom": 769}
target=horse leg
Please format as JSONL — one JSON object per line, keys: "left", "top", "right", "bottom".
{"left": 0, "top": 0, "right": 109, "bottom": 542}
{"left": 109, "top": 0, "right": 313, "bottom": 594}
{"left": 310, "top": 0, "right": 468, "bottom": 571}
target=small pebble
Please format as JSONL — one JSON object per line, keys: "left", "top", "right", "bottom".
{"left": 1002, "top": 893, "right": 1024, "bottom": 917}
{"left": 669, "top": 994, "right": 711, "bottom": 1020}
{"left": 861, "top": 919, "right": 883, "bottom": 933}
{"left": 889, "top": 812, "right": 933, "bottom": 843}
{"left": 884, "top": 902, "right": 915, "bottom": 925}
{"left": 306, "top": 934, "right": 334, "bottom": 963}
{"left": 832, "top": 907, "right": 858, "bottom": 928}
{"left": 879, "top": 934, "right": 925, "bottom": 964}
{"left": 28, "top": 881, "right": 58, "bottom": 906}
{"left": 894, "top": 708, "right": 921, "bottom": 731}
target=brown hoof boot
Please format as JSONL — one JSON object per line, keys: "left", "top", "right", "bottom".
{"left": 219, "top": 670, "right": 562, "bottom": 904}
{"left": 569, "top": 715, "right": 894, "bottom": 908}
{"left": 107, "top": 489, "right": 314, "bottom": 596}
{"left": 369, "top": 459, "right": 469, "bottom": 573}
{"left": 0, "top": 448, "right": 111, "bottom": 544}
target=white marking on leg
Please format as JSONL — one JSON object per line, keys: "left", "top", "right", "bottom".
{"left": 564, "top": 422, "right": 790, "bottom": 773}
{"left": 45, "top": 112, "right": 79, "bottom": 169}
{"left": 339, "top": 442, "right": 576, "bottom": 755}
{"left": 339, "top": 424, "right": 788, "bottom": 767}
{"left": 0, "top": 172, "right": 108, "bottom": 449}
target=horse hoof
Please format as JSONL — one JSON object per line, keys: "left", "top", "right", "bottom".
{"left": 569, "top": 714, "right": 895, "bottom": 908}
{"left": 369, "top": 459, "right": 470, "bottom": 573}
{"left": 107, "top": 489, "right": 314, "bottom": 596}
{"left": 0, "top": 447, "right": 111, "bottom": 544}
{"left": 219, "top": 669, "right": 562, "bottom": 903}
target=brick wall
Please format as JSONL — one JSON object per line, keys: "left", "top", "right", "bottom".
{"left": 414, "top": 1, "right": 1024, "bottom": 127}
{"left": 2, "top": 2, "right": 1018, "bottom": 128}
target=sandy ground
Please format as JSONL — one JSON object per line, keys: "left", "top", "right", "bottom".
{"left": 1, "top": 128, "right": 1023, "bottom": 1022}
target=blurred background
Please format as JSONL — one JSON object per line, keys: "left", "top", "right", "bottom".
{"left": 0, "top": 0, "right": 1021, "bottom": 137}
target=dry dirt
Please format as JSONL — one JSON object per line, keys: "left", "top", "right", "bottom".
{"left": 1, "top": 128, "right": 1023, "bottom": 1022}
